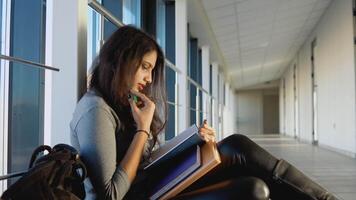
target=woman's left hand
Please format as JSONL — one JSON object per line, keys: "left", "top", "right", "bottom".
{"left": 199, "top": 119, "right": 216, "bottom": 143}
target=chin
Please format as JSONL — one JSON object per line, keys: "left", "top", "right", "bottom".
{"left": 131, "top": 87, "right": 139, "bottom": 92}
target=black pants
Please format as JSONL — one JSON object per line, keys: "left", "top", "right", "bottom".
{"left": 126, "top": 134, "right": 336, "bottom": 200}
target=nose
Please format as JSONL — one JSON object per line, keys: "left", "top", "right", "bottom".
{"left": 144, "top": 72, "right": 152, "bottom": 84}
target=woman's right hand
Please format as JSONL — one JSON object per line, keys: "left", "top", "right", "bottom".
{"left": 128, "top": 89, "right": 155, "bottom": 132}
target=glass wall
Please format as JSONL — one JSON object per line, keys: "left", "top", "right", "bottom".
{"left": 156, "top": 0, "right": 165, "bottom": 51}
{"left": 188, "top": 36, "right": 204, "bottom": 126}
{"left": 123, "top": 0, "right": 140, "bottom": 26}
{"left": 87, "top": 7, "right": 101, "bottom": 74}
{"left": 87, "top": 0, "right": 224, "bottom": 140}
{"left": 162, "top": 1, "right": 176, "bottom": 140}
{"left": 102, "top": 0, "right": 122, "bottom": 40}
{"left": 8, "top": 0, "right": 46, "bottom": 185}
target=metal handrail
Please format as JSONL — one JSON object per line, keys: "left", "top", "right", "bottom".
{"left": 0, "top": 54, "right": 59, "bottom": 72}
{"left": 88, "top": 0, "right": 124, "bottom": 28}
{"left": 0, "top": 170, "right": 27, "bottom": 181}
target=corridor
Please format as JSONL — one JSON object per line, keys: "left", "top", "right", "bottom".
{"left": 251, "top": 135, "right": 356, "bottom": 200}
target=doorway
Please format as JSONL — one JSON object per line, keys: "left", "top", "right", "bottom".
{"left": 263, "top": 93, "right": 279, "bottom": 134}
{"left": 293, "top": 64, "right": 299, "bottom": 138}
{"left": 311, "top": 39, "right": 318, "bottom": 144}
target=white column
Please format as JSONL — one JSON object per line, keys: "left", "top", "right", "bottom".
{"left": 211, "top": 62, "right": 219, "bottom": 136}
{"left": 218, "top": 73, "right": 225, "bottom": 139}
{"left": 45, "top": 0, "right": 87, "bottom": 145}
{"left": 175, "top": 0, "right": 188, "bottom": 133}
{"left": 223, "top": 83, "right": 231, "bottom": 138}
{"left": 201, "top": 45, "right": 210, "bottom": 122}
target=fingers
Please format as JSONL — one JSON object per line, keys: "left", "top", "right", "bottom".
{"left": 199, "top": 127, "right": 215, "bottom": 136}
{"left": 130, "top": 89, "right": 152, "bottom": 104}
{"left": 199, "top": 119, "right": 216, "bottom": 134}
{"left": 202, "top": 124, "right": 215, "bottom": 132}
{"left": 200, "top": 133, "right": 215, "bottom": 142}
{"left": 128, "top": 94, "right": 139, "bottom": 113}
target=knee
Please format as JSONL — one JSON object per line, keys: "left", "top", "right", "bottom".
{"left": 218, "top": 134, "right": 255, "bottom": 155}
{"left": 241, "top": 177, "right": 270, "bottom": 200}
{"left": 222, "top": 134, "right": 253, "bottom": 147}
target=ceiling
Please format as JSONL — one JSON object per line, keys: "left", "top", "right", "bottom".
{"left": 187, "top": 0, "right": 332, "bottom": 90}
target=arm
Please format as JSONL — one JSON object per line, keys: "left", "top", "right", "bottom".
{"left": 75, "top": 107, "right": 133, "bottom": 200}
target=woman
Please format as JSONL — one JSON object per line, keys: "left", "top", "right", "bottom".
{"left": 70, "top": 25, "right": 338, "bottom": 200}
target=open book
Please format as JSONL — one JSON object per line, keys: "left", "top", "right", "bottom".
{"left": 149, "top": 145, "right": 201, "bottom": 200}
{"left": 145, "top": 125, "right": 221, "bottom": 200}
{"left": 159, "top": 141, "right": 221, "bottom": 199}
{"left": 144, "top": 125, "right": 204, "bottom": 170}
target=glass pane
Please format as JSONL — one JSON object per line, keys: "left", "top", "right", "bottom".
{"left": 198, "top": 49, "right": 202, "bottom": 85}
{"left": 165, "top": 1, "right": 175, "bottom": 63}
{"left": 190, "top": 109, "right": 196, "bottom": 126}
{"left": 165, "top": 104, "right": 175, "bottom": 140}
{"left": 199, "top": 90, "right": 202, "bottom": 112}
{"left": 123, "top": 0, "right": 140, "bottom": 27}
{"left": 87, "top": 8, "right": 101, "bottom": 74}
{"left": 8, "top": 0, "right": 46, "bottom": 186}
{"left": 102, "top": 0, "right": 122, "bottom": 40}
{"left": 209, "top": 64, "right": 212, "bottom": 94}
{"left": 189, "top": 83, "right": 196, "bottom": 125}
{"left": 166, "top": 66, "right": 175, "bottom": 103}
{"left": 156, "top": 0, "right": 165, "bottom": 51}
{"left": 189, "top": 38, "right": 198, "bottom": 81}
{"left": 200, "top": 111, "right": 203, "bottom": 125}
{"left": 104, "top": 18, "right": 119, "bottom": 41}
{"left": 189, "top": 83, "right": 196, "bottom": 110}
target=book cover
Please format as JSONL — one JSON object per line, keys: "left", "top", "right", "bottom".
{"left": 144, "top": 124, "right": 204, "bottom": 170}
{"left": 159, "top": 141, "right": 221, "bottom": 200}
{"left": 149, "top": 145, "right": 201, "bottom": 200}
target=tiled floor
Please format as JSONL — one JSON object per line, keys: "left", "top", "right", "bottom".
{"left": 249, "top": 134, "right": 356, "bottom": 200}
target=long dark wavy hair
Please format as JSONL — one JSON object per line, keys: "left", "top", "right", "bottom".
{"left": 90, "top": 25, "right": 167, "bottom": 150}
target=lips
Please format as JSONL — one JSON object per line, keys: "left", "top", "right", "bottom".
{"left": 137, "top": 83, "right": 145, "bottom": 91}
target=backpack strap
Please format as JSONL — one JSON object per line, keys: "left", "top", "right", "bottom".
{"left": 29, "top": 145, "right": 52, "bottom": 169}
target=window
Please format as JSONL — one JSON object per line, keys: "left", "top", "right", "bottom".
{"left": 141, "top": 0, "right": 155, "bottom": 35}
{"left": 8, "top": 0, "right": 46, "bottom": 185}
{"left": 102, "top": 0, "right": 122, "bottom": 40}
{"left": 88, "top": 0, "right": 179, "bottom": 141}
{"left": 209, "top": 64, "right": 212, "bottom": 94}
{"left": 163, "top": 1, "right": 177, "bottom": 140}
{"left": 156, "top": 0, "right": 165, "bottom": 51}
{"left": 123, "top": 0, "right": 140, "bottom": 27}
{"left": 165, "top": 67, "right": 176, "bottom": 140}
{"left": 165, "top": 1, "right": 174, "bottom": 61}
{"left": 189, "top": 83, "right": 196, "bottom": 125}
{"left": 188, "top": 38, "right": 197, "bottom": 80}
{"left": 87, "top": 7, "right": 102, "bottom": 74}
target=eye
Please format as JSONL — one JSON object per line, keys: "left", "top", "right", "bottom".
{"left": 142, "top": 63, "right": 149, "bottom": 70}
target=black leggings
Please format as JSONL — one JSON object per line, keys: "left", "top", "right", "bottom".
{"left": 126, "top": 134, "right": 334, "bottom": 200}
{"left": 174, "top": 134, "right": 274, "bottom": 200}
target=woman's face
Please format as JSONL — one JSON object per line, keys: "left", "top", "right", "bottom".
{"left": 131, "top": 50, "right": 157, "bottom": 92}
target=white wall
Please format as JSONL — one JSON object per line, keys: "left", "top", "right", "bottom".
{"left": 236, "top": 88, "right": 278, "bottom": 135}
{"left": 281, "top": 0, "right": 356, "bottom": 156}
{"left": 279, "top": 79, "right": 285, "bottom": 134}
{"left": 222, "top": 84, "right": 237, "bottom": 138}
{"left": 297, "top": 45, "right": 314, "bottom": 142}
{"left": 284, "top": 63, "right": 295, "bottom": 138}
{"left": 46, "top": 0, "right": 87, "bottom": 145}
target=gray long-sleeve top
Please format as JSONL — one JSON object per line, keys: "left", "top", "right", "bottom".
{"left": 70, "top": 89, "right": 152, "bottom": 200}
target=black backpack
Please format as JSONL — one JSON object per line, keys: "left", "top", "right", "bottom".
{"left": 1, "top": 144, "right": 87, "bottom": 200}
